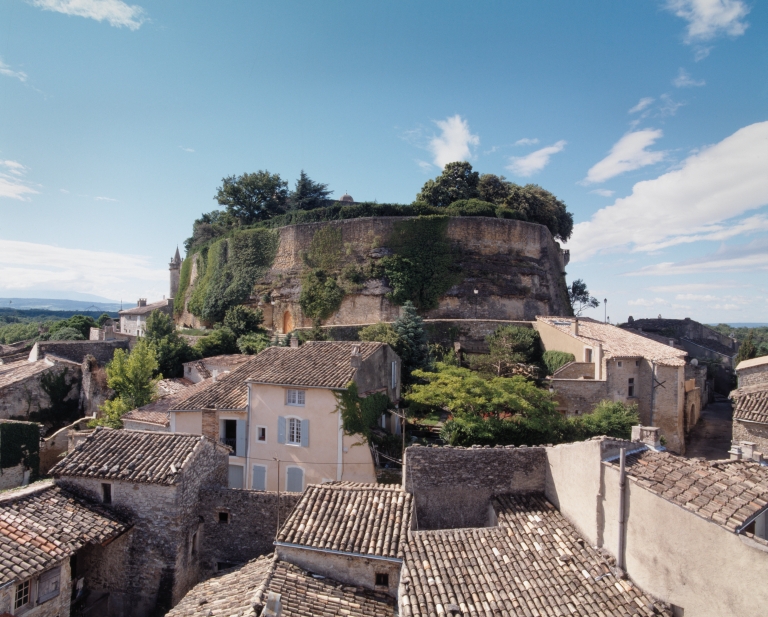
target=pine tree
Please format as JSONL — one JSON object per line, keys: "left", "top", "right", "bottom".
{"left": 393, "top": 301, "right": 429, "bottom": 381}
{"left": 289, "top": 170, "right": 333, "bottom": 211}
{"left": 736, "top": 333, "right": 757, "bottom": 364}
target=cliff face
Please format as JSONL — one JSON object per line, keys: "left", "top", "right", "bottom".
{"left": 176, "top": 216, "right": 571, "bottom": 331}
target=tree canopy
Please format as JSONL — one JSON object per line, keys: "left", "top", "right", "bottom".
{"left": 215, "top": 170, "right": 289, "bottom": 224}
{"left": 144, "top": 310, "right": 200, "bottom": 378}
{"left": 416, "top": 162, "right": 480, "bottom": 208}
{"left": 568, "top": 279, "right": 600, "bottom": 316}
{"left": 468, "top": 325, "right": 542, "bottom": 377}
{"left": 289, "top": 170, "right": 333, "bottom": 211}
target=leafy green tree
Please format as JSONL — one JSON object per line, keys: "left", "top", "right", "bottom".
{"left": 215, "top": 170, "right": 289, "bottom": 224}
{"left": 144, "top": 310, "right": 200, "bottom": 378}
{"left": 736, "top": 333, "right": 758, "bottom": 364}
{"left": 359, "top": 322, "right": 403, "bottom": 350}
{"left": 223, "top": 305, "right": 264, "bottom": 338}
{"left": 570, "top": 401, "right": 639, "bottom": 440}
{"left": 289, "top": 170, "right": 333, "bottom": 211}
{"left": 299, "top": 269, "right": 345, "bottom": 321}
{"left": 185, "top": 209, "right": 238, "bottom": 252}
{"left": 97, "top": 313, "right": 112, "bottom": 327}
{"left": 393, "top": 302, "right": 429, "bottom": 380}
{"left": 48, "top": 327, "right": 86, "bottom": 341}
{"left": 334, "top": 382, "right": 390, "bottom": 445}
{"left": 237, "top": 332, "right": 271, "bottom": 355}
{"left": 469, "top": 326, "right": 541, "bottom": 377}
{"left": 416, "top": 161, "right": 480, "bottom": 208}
{"left": 568, "top": 279, "right": 600, "bottom": 316}
{"left": 48, "top": 314, "right": 96, "bottom": 339}
{"left": 477, "top": 173, "right": 512, "bottom": 204}
{"left": 542, "top": 350, "right": 575, "bottom": 375}
{"left": 194, "top": 327, "right": 239, "bottom": 357}
{"left": 501, "top": 184, "right": 573, "bottom": 241}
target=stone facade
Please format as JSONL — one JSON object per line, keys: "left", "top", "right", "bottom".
{"left": 0, "top": 359, "right": 80, "bottom": 420}
{"left": 0, "top": 559, "right": 72, "bottom": 617}
{"left": 176, "top": 216, "right": 570, "bottom": 329}
{"left": 732, "top": 421, "right": 768, "bottom": 458}
{"left": 403, "top": 444, "right": 547, "bottom": 529}
{"left": 28, "top": 340, "right": 129, "bottom": 365}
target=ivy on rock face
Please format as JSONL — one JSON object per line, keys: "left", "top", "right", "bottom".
{"left": 299, "top": 269, "right": 346, "bottom": 322}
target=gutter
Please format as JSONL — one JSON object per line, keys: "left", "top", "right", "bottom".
{"left": 273, "top": 541, "right": 402, "bottom": 564}
{"left": 246, "top": 381, "right": 347, "bottom": 391}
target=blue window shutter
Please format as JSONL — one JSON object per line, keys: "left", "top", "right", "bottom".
{"left": 228, "top": 465, "right": 244, "bottom": 489}
{"left": 300, "top": 419, "right": 309, "bottom": 447}
{"left": 252, "top": 466, "right": 266, "bottom": 491}
{"left": 286, "top": 467, "right": 303, "bottom": 493}
{"left": 277, "top": 416, "right": 286, "bottom": 444}
{"left": 235, "top": 420, "right": 246, "bottom": 457}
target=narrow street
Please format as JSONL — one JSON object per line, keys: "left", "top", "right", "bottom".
{"left": 685, "top": 394, "right": 733, "bottom": 460}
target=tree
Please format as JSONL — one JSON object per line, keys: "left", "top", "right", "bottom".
{"left": 568, "top": 279, "right": 600, "bottom": 316}
{"left": 48, "top": 327, "right": 85, "bottom": 341}
{"left": 477, "top": 173, "right": 512, "bottom": 204}
{"left": 334, "top": 382, "right": 390, "bottom": 445}
{"left": 289, "top": 170, "right": 333, "bottom": 211}
{"left": 359, "top": 322, "right": 403, "bottom": 350}
{"left": 97, "top": 313, "right": 112, "bottom": 327}
{"left": 416, "top": 161, "right": 480, "bottom": 208}
{"left": 237, "top": 332, "right": 271, "bottom": 355}
{"left": 736, "top": 334, "right": 757, "bottom": 364}
{"left": 48, "top": 314, "right": 96, "bottom": 339}
{"left": 223, "top": 305, "right": 264, "bottom": 338}
{"left": 469, "top": 325, "right": 542, "bottom": 377}
{"left": 145, "top": 310, "right": 200, "bottom": 378}
{"left": 194, "top": 327, "right": 239, "bottom": 357}
{"left": 502, "top": 184, "right": 573, "bottom": 242}
{"left": 215, "top": 170, "right": 289, "bottom": 224}
{"left": 393, "top": 302, "right": 429, "bottom": 380}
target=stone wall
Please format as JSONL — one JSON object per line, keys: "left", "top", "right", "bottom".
{"left": 29, "top": 340, "right": 129, "bottom": 365}
{"left": 198, "top": 488, "right": 301, "bottom": 574}
{"left": 39, "top": 417, "right": 92, "bottom": 474}
{"left": 733, "top": 420, "right": 768, "bottom": 455}
{"left": 550, "top": 378, "right": 608, "bottom": 416}
{"left": 79, "top": 355, "right": 112, "bottom": 416}
{"left": 0, "top": 360, "right": 80, "bottom": 420}
{"left": 0, "top": 463, "right": 25, "bottom": 490}
{"left": 737, "top": 364, "right": 768, "bottom": 388}
{"left": 403, "top": 444, "right": 547, "bottom": 530}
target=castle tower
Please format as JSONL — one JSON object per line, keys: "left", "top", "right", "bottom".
{"left": 169, "top": 246, "right": 182, "bottom": 299}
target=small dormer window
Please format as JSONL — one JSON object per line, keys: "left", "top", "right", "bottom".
{"left": 286, "top": 389, "right": 305, "bottom": 406}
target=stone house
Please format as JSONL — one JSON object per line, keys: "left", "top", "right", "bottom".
{"left": 181, "top": 354, "right": 251, "bottom": 384}
{"left": 535, "top": 316, "right": 695, "bottom": 453}
{"left": 50, "top": 428, "right": 230, "bottom": 617}
{"left": 0, "top": 480, "right": 128, "bottom": 617}
{"left": 730, "top": 355, "right": 768, "bottom": 458}
{"left": 121, "top": 378, "right": 213, "bottom": 432}
{"left": 119, "top": 298, "right": 174, "bottom": 337}
{"left": 0, "top": 356, "right": 80, "bottom": 420}
{"left": 169, "top": 341, "right": 401, "bottom": 493}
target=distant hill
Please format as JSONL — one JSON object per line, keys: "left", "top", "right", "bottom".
{"left": 0, "top": 297, "right": 122, "bottom": 312}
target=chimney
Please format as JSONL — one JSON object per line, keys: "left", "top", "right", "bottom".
{"left": 351, "top": 345, "right": 362, "bottom": 369}
{"left": 289, "top": 337, "right": 299, "bottom": 348}
{"left": 631, "top": 425, "right": 661, "bottom": 449}
{"left": 261, "top": 591, "right": 282, "bottom": 617}
{"left": 137, "top": 298, "right": 147, "bottom": 307}
{"left": 594, "top": 343, "right": 603, "bottom": 380}
{"left": 669, "top": 339, "right": 675, "bottom": 347}
{"left": 570, "top": 319, "right": 579, "bottom": 336}
{"left": 212, "top": 369, "right": 218, "bottom": 382}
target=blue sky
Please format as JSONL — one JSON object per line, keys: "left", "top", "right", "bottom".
{"left": 1, "top": 0, "right": 766, "bottom": 323}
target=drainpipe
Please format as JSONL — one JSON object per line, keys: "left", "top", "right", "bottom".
{"left": 617, "top": 447, "right": 627, "bottom": 574}
{"left": 649, "top": 361, "right": 656, "bottom": 426}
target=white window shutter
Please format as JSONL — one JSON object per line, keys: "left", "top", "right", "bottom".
{"left": 252, "top": 466, "right": 266, "bottom": 491}
{"left": 300, "top": 419, "right": 309, "bottom": 447}
{"left": 235, "top": 420, "right": 246, "bottom": 457}
{"left": 277, "top": 416, "right": 286, "bottom": 444}
{"left": 228, "top": 465, "right": 244, "bottom": 489}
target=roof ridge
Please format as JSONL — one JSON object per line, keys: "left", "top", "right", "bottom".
{"left": 0, "top": 479, "right": 55, "bottom": 504}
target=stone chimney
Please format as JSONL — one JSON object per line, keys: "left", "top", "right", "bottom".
{"left": 261, "top": 592, "right": 282, "bottom": 617}
{"left": 570, "top": 319, "right": 579, "bottom": 337}
{"left": 137, "top": 298, "right": 147, "bottom": 307}
{"left": 289, "top": 337, "right": 299, "bottom": 348}
{"left": 631, "top": 425, "right": 661, "bottom": 449}
{"left": 351, "top": 345, "right": 362, "bottom": 369}
{"left": 594, "top": 343, "right": 603, "bottom": 380}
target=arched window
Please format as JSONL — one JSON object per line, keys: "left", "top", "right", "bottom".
{"left": 283, "top": 311, "right": 294, "bottom": 333}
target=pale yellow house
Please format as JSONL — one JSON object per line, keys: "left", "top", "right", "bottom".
{"left": 168, "top": 341, "right": 401, "bottom": 492}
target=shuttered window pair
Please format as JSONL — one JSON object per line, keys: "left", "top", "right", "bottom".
{"left": 251, "top": 465, "right": 303, "bottom": 492}
{"left": 277, "top": 416, "right": 309, "bottom": 447}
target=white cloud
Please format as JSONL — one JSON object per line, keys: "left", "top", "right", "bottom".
{"left": 94, "top": 196, "right": 118, "bottom": 202}
{"left": 629, "top": 98, "right": 655, "bottom": 114}
{"left": 514, "top": 138, "right": 539, "bottom": 146}
{"left": 665, "top": 0, "right": 750, "bottom": 42}
{"left": 591, "top": 189, "right": 615, "bottom": 197}
{"left": 0, "top": 60, "right": 27, "bottom": 82}
{"left": 648, "top": 282, "right": 741, "bottom": 292}
{"left": 507, "top": 140, "right": 566, "bottom": 177}
{"left": 416, "top": 160, "right": 433, "bottom": 172}
{"left": 658, "top": 94, "right": 685, "bottom": 117}
{"left": 0, "top": 160, "right": 38, "bottom": 201}
{"left": 627, "top": 238, "right": 768, "bottom": 276}
{"left": 567, "top": 121, "right": 768, "bottom": 261}
{"left": 628, "top": 297, "right": 671, "bottom": 307}
{"left": 674, "top": 68, "right": 706, "bottom": 87}
{"left": 675, "top": 293, "right": 718, "bottom": 301}
{"left": 179, "top": 146, "right": 195, "bottom": 153}
{"left": 0, "top": 239, "right": 166, "bottom": 299}
{"left": 583, "top": 129, "right": 665, "bottom": 184}
{"left": 31, "top": 0, "right": 147, "bottom": 30}
{"left": 428, "top": 115, "right": 479, "bottom": 168}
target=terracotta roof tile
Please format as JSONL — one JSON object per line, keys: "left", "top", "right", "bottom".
{"left": 0, "top": 481, "right": 128, "bottom": 586}
{"left": 732, "top": 386, "right": 768, "bottom": 424}
{"left": 167, "top": 555, "right": 394, "bottom": 617}
{"left": 51, "top": 428, "right": 214, "bottom": 485}
{"left": 120, "top": 409, "right": 170, "bottom": 427}
{"left": 400, "top": 493, "right": 670, "bottom": 617}
{"left": 157, "top": 378, "right": 195, "bottom": 396}
{"left": 276, "top": 482, "right": 412, "bottom": 559}
{"left": 538, "top": 316, "right": 687, "bottom": 366}
{"left": 607, "top": 450, "right": 768, "bottom": 532}
{"left": 170, "top": 363, "right": 252, "bottom": 411}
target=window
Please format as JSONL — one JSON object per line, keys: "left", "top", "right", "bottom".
{"left": 391, "top": 361, "right": 397, "bottom": 389}
{"left": 635, "top": 360, "right": 640, "bottom": 367}
{"left": 286, "top": 389, "right": 305, "bottom": 406}
{"left": 375, "top": 573, "right": 389, "bottom": 588}
{"left": 228, "top": 464, "right": 244, "bottom": 489}
{"left": 617, "top": 361, "right": 623, "bottom": 368}
{"left": 585, "top": 348, "right": 593, "bottom": 363}
{"left": 628, "top": 378, "right": 635, "bottom": 397}
{"left": 220, "top": 419, "right": 246, "bottom": 457}
{"left": 218, "top": 511, "right": 229, "bottom": 524}
{"left": 286, "top": 467, "right": 304, "bottom": 493}
{"left": 252, "top": 465, "right": 267, "bottom": 491}
{"left": 257, "top": 426, "right": 267, "bottom": 442}
{"left": 15, "top": 580, "right": 30, "bottom": 609}
{"left": 102, "top": 483, "right": 112, "bottom": 504}
{"left": 288, "top": 418, "right": 301, "bottom": 445}
{"left": 38, "top": 567, "right": 61, "bottom": 603}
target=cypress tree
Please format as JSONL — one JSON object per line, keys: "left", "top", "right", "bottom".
{"left": 393, "top": 301, "right": 429, "bottom": 380}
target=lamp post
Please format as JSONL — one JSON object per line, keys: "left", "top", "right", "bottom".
{"left": 474, "top": 289, "right": 479, "bottom": 319}
{"left": 604, "top": 298, "right": 607, "bottom": 324}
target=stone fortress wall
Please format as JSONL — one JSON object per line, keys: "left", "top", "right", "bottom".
{"left": 176, "top": 216, "right": 571, "bottom": 331}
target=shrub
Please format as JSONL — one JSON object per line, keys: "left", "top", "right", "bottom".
{"left": 543, "top": 350, "right": 576, "bottom": 375}
{"left": 469, "top": 325, "right": 541, "bottom": 377}
{"left": 48, "top": 326, "right": 86, "bottom": 341}
{"left": 299, "top": 269, "right": 345, "bottom": 321}
{"left": 237, "top": 332, "right": 271, "bottom": 355}
{"left": 446, "top": 199, "right": 497, "bottom": 217}
{"left": 359, "top": 322, "right": 402, "bottom": 349}
{"left": 567, "top": 401, "right": 639, "bottom": 441}
{"left": 194, "top": 327, "right": 239, "bottom": 357}
{"left": 223, "top": 305, "right": 264, "bottom": 338}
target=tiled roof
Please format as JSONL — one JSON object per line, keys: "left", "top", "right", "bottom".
{"left": 122, "top": 377, "right": 214, "bottom": 426}
{"left": 120, "top": 409, "right": 170, "bottom": 427}
{"left": 736, "top": 355, "right": 768, "bottom": 371}
{"left": 245, "top": 341, "right": 385, "bottom": 389}
{"left": 607, "top": 449, "right": 768, "bottom": 532}
{"left": 199, "top": 354, "right": 251, "bottom": 367}
{"left": 157, "top": 377, "right": 195, "bottom": 396}
{"left": 119, "top": 299, "right": 171, "bottom": 316}
{"left": 51, "top": 428, "right": 212, "bottom": 485}
{"left": 538, "top": 317, "right": 687, "bottom": 366}
{"left": 0, "top": 481, "right": 128, "bottom": 586}
{"left": 170, "top": 362, "right": 252, "bottom": 411}
{"left": 732, "top": 386, "right": 768, "bottom": 424}
{"left": 400, "top": 493, "right": 671, "bottom": 617}
{"left": 188, "top": 361, "right": 212, "bottom": 379}
{"left": 167, "top": 555, "right": 394, "bottom": 617}
{"left": 0, "top": 359, "right": 51, "bottom": 390}
{"left": 276, "top": 482, "right": 412, "bottom": 559}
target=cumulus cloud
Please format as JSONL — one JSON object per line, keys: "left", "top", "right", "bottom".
{"left": 665, "top": 0, "right": 750, "bottom": 42}
{"left": 31, "top": 0, "right": 147, "bottom": 30}
{"left": 567, "top": 121, "right": 768, "bottom": 261}
{"left": 674, "top": 68, "right": 706, "bottom": 87}
{"left": 0, "top": 59, "right": 27, "bottom": 82}
{"left": 629, "top": 98, "right": 655, "bottom": 114}
{"left": 507, "top": 140, "right": 566, "bottom": 177}
{"left": 427, "top": 115, "right": 479, "bottom": 168}
{"left": 583, "top": 129, "right": 665, "bottom": 184}
{"left": 0, "top": 239, "right": 166, "bottom": 299}
{"left": 514, "top": 138, "right": 539, "bottom": 146}
{"left": 0, "top": 160, "right": 38, "bottom": 201}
